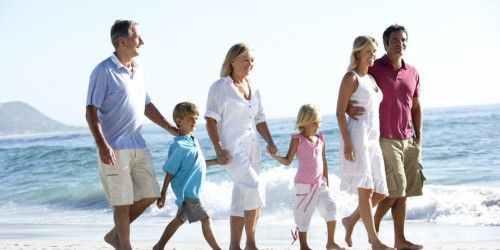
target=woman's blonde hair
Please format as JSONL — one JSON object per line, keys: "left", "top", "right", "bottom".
{"left": 295, "top": 104, "right": 321, "bottom": 132}
{"left": 347, "top": 36, "right": 378, "bottom": 71}
{"left": 220, "top": 43, "right": 254, "bottom": 77}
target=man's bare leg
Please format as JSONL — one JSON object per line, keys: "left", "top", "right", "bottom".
{"left": 105, "top": 198, "right": 156, "bottom": 249}
{"left": 230, "top": 215, "right": 244, "bottom": 250}
{"left": 113, "top": 205, "right": 131, "bottom": 250}
{"left": 373, "top": 197, "right": 396, "bottom": 233}
{"left": 392, "top": 197, "right": 423, "bottom": 250}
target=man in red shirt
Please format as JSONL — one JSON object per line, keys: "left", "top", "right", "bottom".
{"left": 348, "top": 24, "right": 425, "bottom": 249}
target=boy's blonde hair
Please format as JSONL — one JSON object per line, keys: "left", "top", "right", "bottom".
{"left": 173, "top": 102, "right": 199, "bottom": 127}
{"left": 295, "top": 104, "right": 321, "bottom": 132}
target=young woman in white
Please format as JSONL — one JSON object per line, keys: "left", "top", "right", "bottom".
{"left": 336, "top": 36, "right": 393, "bottom": 250}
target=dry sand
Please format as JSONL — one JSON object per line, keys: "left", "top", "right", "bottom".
{"left": 1, "top": 240, "right": 500, "bottom": 250}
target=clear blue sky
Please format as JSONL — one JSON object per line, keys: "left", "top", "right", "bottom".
{"left": 1, "top": 0, "right": 499, "bottom": 126}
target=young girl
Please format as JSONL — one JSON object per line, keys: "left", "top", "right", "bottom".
{"left": 272, "top": 104, "right": 344, "bottom": 250}
{"left": 336, "top": 36, "right": 393, "bottom": 250}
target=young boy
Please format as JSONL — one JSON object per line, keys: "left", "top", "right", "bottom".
{"left": 154, "top": 102, "right": 221, "bottom": 250}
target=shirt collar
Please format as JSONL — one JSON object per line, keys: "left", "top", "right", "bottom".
{"left": 110, "top": 53, "right": 139, "bottom": 69}
{"left": 174, "top": 135, "right": 194, "bottom": 142}
{"left": 381, "top": 54, "right": 407, "bottom": 70}
{"left": 223, "top": 75, "right": 233, "bottom": 83}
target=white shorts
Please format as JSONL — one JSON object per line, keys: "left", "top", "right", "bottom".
{"left": 226, "top": 164, "right": 265, "bottom": 217}
{"left": 294, "top": 183, "right": 337, "bottom": 232}
{"left": 98, "top": 148, "right": 160, "bottom": 207}
{"left": 225, "top": 136, "right": 265, "bottom": 217}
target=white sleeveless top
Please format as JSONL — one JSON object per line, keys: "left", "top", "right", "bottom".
{"left": 339, "top": 71, "right": 388, "bottom": 195}
{"left": 347, "top": 71, "right": 383, "bottom": 133}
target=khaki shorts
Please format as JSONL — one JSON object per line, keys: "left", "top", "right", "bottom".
{"left": 176, "top": 198, "right": 209, "bottom": 223}
{"left": 98, "top": 148, "right": 161, "bottom": 207}
{"left": 379, "top": 138, "right": 425, "bottom": 198}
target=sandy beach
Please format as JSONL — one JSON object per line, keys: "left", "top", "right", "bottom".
{"left": 1, "top": 240, "right": 499, "bottom": 250}
{"left": 1, "top": 220, "right": 499, "bottom": 250}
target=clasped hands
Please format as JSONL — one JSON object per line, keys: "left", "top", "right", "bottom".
{"left": 215, "top": 143, "right": 278, "bottom": 165}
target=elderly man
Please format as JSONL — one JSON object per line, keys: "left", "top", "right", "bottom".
{"left": 86, "top": 20, "right": 178, "bottom": 250}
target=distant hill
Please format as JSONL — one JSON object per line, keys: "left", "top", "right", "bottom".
{"left": 0, "top": 101, "right": 82, "bottom": 136}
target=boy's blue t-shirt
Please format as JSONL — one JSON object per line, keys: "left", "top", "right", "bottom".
{"left": 163, "top": 135, "right": 206, "bottom": 208}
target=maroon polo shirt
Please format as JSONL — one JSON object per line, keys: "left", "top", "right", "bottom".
{"left": 368, "top": 54, "right": 420, "bottom": 139}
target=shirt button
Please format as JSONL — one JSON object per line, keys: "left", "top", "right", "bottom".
{"left": 249, "top": 105, "right": 252, "bottom": 108}
{"left": 248, "top": 128, "right": 252, "bottom": 130}
{"left": 249, "top": 116, "right": 252, "bottom": 118}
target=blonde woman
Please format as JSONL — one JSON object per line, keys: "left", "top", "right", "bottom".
{"left": 205, "top": 43, "right": 277, "bottom": 250}
{"left": 336, "top": 36, "right": 393, "bottom": 250}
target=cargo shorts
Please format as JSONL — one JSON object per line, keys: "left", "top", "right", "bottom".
{"left": 379, "top": 137, "right": 426, "bottom": 198}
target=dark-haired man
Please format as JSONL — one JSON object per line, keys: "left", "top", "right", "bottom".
{"left": 346, "top": 24, "right": 425, "bottom": 249}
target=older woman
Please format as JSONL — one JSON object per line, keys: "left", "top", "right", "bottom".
{"left": 205, "top": 43, "right": 277, "bottom": 250}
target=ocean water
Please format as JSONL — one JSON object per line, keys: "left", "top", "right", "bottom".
{"left": 0, "top": 104, "right": 499, "bottom": 241}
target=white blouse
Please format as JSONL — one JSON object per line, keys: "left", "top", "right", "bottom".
{"left": 205, "top": 76, "right": 266, "bottom": 165}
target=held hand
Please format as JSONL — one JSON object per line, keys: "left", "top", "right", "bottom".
{"left": 266, "top": 143, "right": 278, "bottom": 155}
{"left": 157, "top": 196, "right": 165, "bottom": 209}
{"left": 98, "top": 144, "right": 116, "bottom": 165}
{"left": 270, "top": 148, "right": 279, "bottom": 158}
{"left": 166, "top": 124, "right": 180, "bottom": 136}
{"left": 344, "top": 145, "right": 356, "bottom": 162}
{"left": 346, "top": 100, "right": 365, "bottom": 121}
{"left": 216, "top": 148, "right": 230, "bottom": 165}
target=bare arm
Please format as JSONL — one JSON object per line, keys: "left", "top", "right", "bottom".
{"left": 411, "top": 97, "right": 423, "bottom": 143}
{"left": 205, "top": 158, "right": 217, "bottom": 167}
{"left": 205, "top": 117, "right": 230, "bottom": 165}
{"left": 86, "top": 105, "right": 116, "bottom": 165}
{"left": 322, "top": 143, "right": 329, "bottom": 187}
{"left": 256, "top": 122, "right": 278, "bottom": 155}
{"left": 157, "top": 172, "right": 173, "bottom": 209}
{"left": 346, "top": 101, "right": 365, "bottom": 121}
{"left": 144, "top": 103, "right": 179, "bottom": 136}
{"left": 336, "top": 72, "right": 358, "bottom": 162}
{"left": 272, "top": 138, "right": 299, "bottom": 166}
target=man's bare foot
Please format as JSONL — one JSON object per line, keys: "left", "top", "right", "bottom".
{"left": 300, "top": 246, "right": 312, "bottom": 250}
{"left": 372, "top": 241, "right": 394, "bottom": 250}
{"left": 342, "top": 217, "right": 354, "bottom": 247}
{"left": 326, "top": 242, "right": 345, "bottom": 250}
{"left": 395, "top": 240, "right": 423, "bottom": 250}
{"left": 104, "top": 229, "right": 121, "bottom": 249}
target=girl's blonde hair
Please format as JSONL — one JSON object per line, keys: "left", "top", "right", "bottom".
{"left": 220, "top": 43, "right": 254, "bottom": 77}
{"left": 347, "top": 36, "right": 378, "bottom": 71}
{"left": 295, "top": 104, "right": 321, "bottom": 132}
